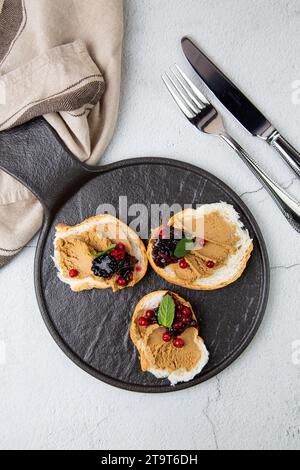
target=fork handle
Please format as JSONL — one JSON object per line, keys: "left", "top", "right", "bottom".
{"left": 220, "top": 132, "right": 300, "bottom": 233}
{"left": 268, "top": 133, "right": 300, "bottom": 178}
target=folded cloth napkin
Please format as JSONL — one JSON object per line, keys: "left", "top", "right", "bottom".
{"left": 0, "top": 0, "right": 123, "bottom": 268}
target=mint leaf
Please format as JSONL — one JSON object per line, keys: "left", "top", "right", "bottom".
{"left": 158, "top": 295, "right": 175, "bottom": 328}
{"left": 174, "top": 238, "right": 194, "bottom": 258}
{"left": 92, "top": 244, "right": 116, "bottom": 259}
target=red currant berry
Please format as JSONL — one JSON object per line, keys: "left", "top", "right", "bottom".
{"left": 206, "top": 260, "right": 215, "bottom": 269}
{"left": 182, "top": 317, "right": 190, "bottom": 325}
{"left": 198, "top": 238, "right": 206, "bottom": 247}
{"left": 145, "top": 310, "right": 155, "bottom": 320}
{"left": 117, "top": 277, "right": 127, "bottom": 287}
{"left": 138, "top": 317, "right": 149, "bottom": 327}
{"left": 111, "top": 249, "right": 119, "bottom": 258}
{"left": 179, "top": 259, "right": 189, "bottom": 269}
{"left": 116, "top": 242, "right": 126, "bottom": 252}
{"left": 162, "top": 332, "right": 172, "bottom": 343}
{"left": 183, "top": 307, "right": 191, "bottom": 317}
{"left": 176, "top": 312, "right": 183, "bottom": 320}
{"left": 177, "top": 303, "right": 184, "bottom": 311}
{"left": 173, "top": 321, "right": 182, "bottom": 330}
{"left": 69, "top": 269, "right": 79, "bottom": 278}
{"left": 159, "top": 228, "right": 169, "bottom": 239}
{"left": 174, "top": 338, "right": 185, "bottom": 348}
{"left": 116, "top": 252, "right": 126, "bottom": 261}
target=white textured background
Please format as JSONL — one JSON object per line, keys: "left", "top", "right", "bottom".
{"left": 1, "top": 0, "right": 300, "bottom": 450}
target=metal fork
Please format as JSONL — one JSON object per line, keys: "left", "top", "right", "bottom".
{"left": 162, "top": 65, "right": 300, "bottom": 233}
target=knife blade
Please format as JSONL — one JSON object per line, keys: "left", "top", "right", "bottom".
{"left": 182, "top": 36, "right": 300, "bottom": 177}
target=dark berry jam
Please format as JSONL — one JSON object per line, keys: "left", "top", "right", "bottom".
{"left": 118, "top": 253, "right": 137, "bottom": 284}
{"left": 152, "top": 227, "right": 187, "bottom": 268}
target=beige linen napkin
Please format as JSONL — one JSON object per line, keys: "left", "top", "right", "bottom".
{"left": 0, "top": 0, "right": 123, "bottom": 267}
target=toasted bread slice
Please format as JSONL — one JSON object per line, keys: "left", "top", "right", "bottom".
{"left": 54, "top": 214, "right": 148, "bottom": 292}
{"left": 147, "top": 203, "right": 253, "bottom": 291}
{"left": 130, "top": 291, "right": 209, "bottom": 386}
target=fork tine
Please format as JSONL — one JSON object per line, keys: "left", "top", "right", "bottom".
{"left": 166, "top": 72, "right": 200, "bottom": 115}
{"left": 174, "top": 65, "right": 210, "bottom": 106}
{"left": 171, "top": 66, "right": 205, "bottom": 110}
{"left": 162, "top": 74, "right": 196, "bottom": 119}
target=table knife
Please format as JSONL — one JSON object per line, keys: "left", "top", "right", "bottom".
{"left": 182, "top": 37, "right": 300, "bottom": 177}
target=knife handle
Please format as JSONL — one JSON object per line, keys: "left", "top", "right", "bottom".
{"left": 220, "top": 132, "right": 300, "bottom": 233}
{"left": 269, "top": 133, "right": 300, "bottom": 178}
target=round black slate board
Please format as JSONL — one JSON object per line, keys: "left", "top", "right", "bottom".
{"left": 0, "top": 119, "right": 269, "bottom": 393}
{"left": 36, "top": 159, "right": 269, "bottom": 393}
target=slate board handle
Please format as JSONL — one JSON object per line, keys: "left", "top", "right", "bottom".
{"left": 0, "top": 117, "right": 92, "bottom": 215}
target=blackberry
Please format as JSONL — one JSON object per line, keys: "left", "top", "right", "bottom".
{"left": 92, "top": 254, "right": 118, "bottom": 279}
